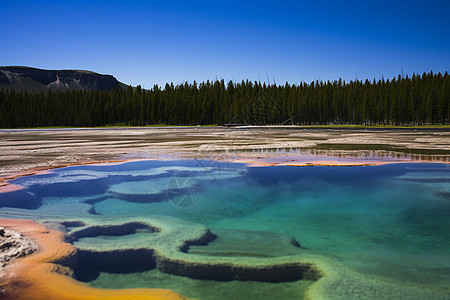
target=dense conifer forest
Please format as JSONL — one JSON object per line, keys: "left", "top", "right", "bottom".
{"left": 0, "top": 71, "right": 449, "bottom": 128}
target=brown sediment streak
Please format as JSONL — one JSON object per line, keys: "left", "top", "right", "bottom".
{"left": 0, "top": 218, "right": 186, "bottom": 300}
{"left": 0, "top": 169, "right": 55, "bottom": 183}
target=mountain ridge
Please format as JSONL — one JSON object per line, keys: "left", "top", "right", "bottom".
{"left": 0, "top": 66, "right": 128, "bottom": 92}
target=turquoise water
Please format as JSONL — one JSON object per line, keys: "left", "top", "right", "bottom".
{"left": 1, "top": 160, "right": 450, "bottom": 299}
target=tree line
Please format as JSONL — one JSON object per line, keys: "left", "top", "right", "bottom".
{"left": 0, "top": 71, "right": 448, "bottom": 128}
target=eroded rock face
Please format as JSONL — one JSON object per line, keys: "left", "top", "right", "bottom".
{"left": 0, "top": 66, "right": 125, "bottom": 92}
{"left": 0, "top": 226, "right": 38, "bottom": 268}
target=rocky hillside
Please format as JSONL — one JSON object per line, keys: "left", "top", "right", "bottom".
{"left": 0, "top": 66, "right": 127, "bottom": 92}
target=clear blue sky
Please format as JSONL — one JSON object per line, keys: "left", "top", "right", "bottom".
{"left": 1, "top": 0, "right": 449, "bottom": 88}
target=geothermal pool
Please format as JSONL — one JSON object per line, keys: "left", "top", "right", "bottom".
{"left": 1, "top": 160, "right": 449, "bottom": 299}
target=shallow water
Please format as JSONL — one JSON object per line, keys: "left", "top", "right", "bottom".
{"left": 1, "top": 160, "right": 450, "bottom": 299}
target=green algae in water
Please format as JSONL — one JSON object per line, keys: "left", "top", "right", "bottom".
{"left": 90, "top": 270, "right": 313, "bottom": 300}
{"left": 1, "top": 160, "right": 450, "bottom": 299}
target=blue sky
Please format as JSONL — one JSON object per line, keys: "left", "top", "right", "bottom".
{"left": 1, "top": 0, "right": 449, "bottom": 88}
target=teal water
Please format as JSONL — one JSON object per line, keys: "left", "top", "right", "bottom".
{"left": 1, "top": 160, "right": 450, "bottom": 299}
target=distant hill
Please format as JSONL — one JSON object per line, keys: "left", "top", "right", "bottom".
{"left": 0, "top": 66, "right": 128, "bottom": 92}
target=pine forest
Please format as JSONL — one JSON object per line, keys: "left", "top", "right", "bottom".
{"left": 1, "top": 71, "right": 449, "bottom": 128}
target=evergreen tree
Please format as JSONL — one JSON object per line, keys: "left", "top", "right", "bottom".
{"left": 0, "top": 71, "right": 448, "bottom": 128}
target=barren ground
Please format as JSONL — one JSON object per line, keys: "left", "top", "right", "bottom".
{"left": 1, "top": 126, "right": 449, "bottom": 181}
